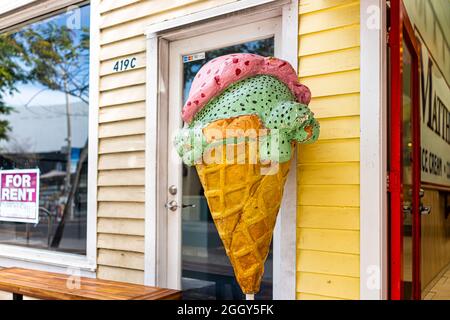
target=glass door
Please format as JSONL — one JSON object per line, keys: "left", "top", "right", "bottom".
{"left": 389, "top": 0, "right": 422, "bottom": 300}
{"left": 166, "top": 18, "right": 281, "bottom": 299}
{"left": 180, "top": 39, "right": 274, "bottom": 300}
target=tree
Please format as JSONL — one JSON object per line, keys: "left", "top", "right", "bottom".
{"left": 19, "top": 23, "right": 89, "bottom": 103}
{"left": 20, "top": 23, "right": 89, "bottom": 205}
{"left": 14, "top": 23, "right": 90, "bottom": 248}
{"left": 0, "top": 34, "right": 29, "bottom": 141}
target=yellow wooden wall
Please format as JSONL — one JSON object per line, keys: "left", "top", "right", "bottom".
{"left": 97, "top": 0, "right": 238, "bottom": 284}
{"left": 296, "top": 0, "right": 361, "bottom": 300}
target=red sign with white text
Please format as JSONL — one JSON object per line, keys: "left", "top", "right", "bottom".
{"left": 0, "top": 169, "right": 40, "bottom": 223}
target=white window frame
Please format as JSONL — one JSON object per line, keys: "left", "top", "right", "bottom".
{"left": 144, "top": 0, "right": 298, "bottom": 299}
{"left": 0, "top": 0, "right": 98, "bottom": 277}
{"left": 0, "top": 0, "right": 38, "bottom": 17}
{"left": 360, "top": 0, "right": 388, "bottom": 299}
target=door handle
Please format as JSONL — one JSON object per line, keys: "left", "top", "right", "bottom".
{"left": 420, "top": 205, "right": 431, "bottom": 216}
{"left": 419, "top": 188, "right": 425, "bottom": 198}
{"left": 403, "top": 204, "right": 412, "bottom": 215}
{"left": 164, "top": 200, "right": 196, "bottom": 211}
{"left": 402, "top": 204, "right": 431, "bottom": 215}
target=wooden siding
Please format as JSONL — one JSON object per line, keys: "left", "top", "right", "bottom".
{"left": 297, "top": 0, "right": 361, "bottom": 300}
{"left": 97, "top": 0, "right": 363, "bottom": 296}
{"left": 97, "top": 0, "right": 240, "bottom": 284}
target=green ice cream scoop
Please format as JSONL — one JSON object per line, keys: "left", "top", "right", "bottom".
{"left": 175, "top": 75, "right": 320, "bottom": 166}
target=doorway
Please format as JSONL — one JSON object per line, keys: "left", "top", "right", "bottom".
{"left": 165, "top": 18, "right": 282, "bottom": 300}
{"left": 388, "top": 0, "right": 423, "bottom": 300}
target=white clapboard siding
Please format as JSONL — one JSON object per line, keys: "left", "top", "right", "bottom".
{"left": 97, "top": 266, "right": 144, "bottom": 285}
{"left": 98, "top": 202, "right": 145, "bottom": 219}
{"left": 99, "top": 102, "right": 146, "bottom": 123}
{"left": 98, "top": 249, "right": 145, "bottom": 270}
{"left": 98, "top": 169, "right": 145, "bottom": 186}
{"left": 99, "top": 135, "right": 145, "bottom": 154}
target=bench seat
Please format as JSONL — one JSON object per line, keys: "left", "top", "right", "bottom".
{"left": 0, "top": 268, "right": 180, "bottom": 300}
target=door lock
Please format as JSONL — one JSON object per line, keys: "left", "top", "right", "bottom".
{"left": 164, "top": 200, "right": 196, "bottom": 211}
{"left": 168, "top": 185, "right": 178, "bottom": 195}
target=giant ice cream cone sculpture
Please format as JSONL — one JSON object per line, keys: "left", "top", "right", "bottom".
{"left": 175, "top": 54, "right": 319, "bottom": 295}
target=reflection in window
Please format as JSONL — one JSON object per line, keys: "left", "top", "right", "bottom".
{"left": 0, "top": 5, "right": 90, "bottom": 254}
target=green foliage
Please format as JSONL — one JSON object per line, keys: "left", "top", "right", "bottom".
{"left": 0, "top": 23, "right": 89, "bottom": 142}
{"left": 0, "top": 34, "right": 29, "bottom": 140}
{"left": 19, "top": 24, "right": 90, "bottom": 103}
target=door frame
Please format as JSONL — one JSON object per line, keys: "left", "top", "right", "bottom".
{"left": 389, "top": 0, "right": 422, "bottom": 300}
{"left": 144, "top": 0, "right": 298, "bottom": 299}
{"left": 166, "top": 17, "right": 282, "bottom": 292}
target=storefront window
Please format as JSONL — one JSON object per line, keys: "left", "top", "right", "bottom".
{"left": 0, "top": 5, "right": 90, "bottom": 254}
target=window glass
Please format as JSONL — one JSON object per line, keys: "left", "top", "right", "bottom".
{"left": 0, "top": 5, "right": 90, "bottom": 254}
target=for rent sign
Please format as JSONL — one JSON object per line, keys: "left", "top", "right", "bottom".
{"left": 0, "top": 169, "right": 40, "bottom": 223}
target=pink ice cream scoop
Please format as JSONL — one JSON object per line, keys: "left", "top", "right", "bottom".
{"left": 182, "top": 53, "right": 311, "bottom": 123}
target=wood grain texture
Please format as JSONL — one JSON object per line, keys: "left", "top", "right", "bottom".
{"left": 421, "top": 189, "right": 450, "bottom": 290}
{"left": 0, "top": 268, "right": 180, "bottom": 300}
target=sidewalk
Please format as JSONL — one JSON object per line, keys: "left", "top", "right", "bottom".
{"left": 423, "top": 264, "right": 450, "bottom": 300}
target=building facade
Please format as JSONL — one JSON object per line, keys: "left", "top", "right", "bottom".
{"left": 0, "top": 0, "right": 448, "bottom": 300}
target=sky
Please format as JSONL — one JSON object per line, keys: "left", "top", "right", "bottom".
{"left": 0, "top": 4, "right": 90, "bottom": 153}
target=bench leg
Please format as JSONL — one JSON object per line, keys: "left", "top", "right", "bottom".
{"left": 13, "top": 293, "right": 23, "bottom": 300}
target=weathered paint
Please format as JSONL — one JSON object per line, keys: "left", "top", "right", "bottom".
{"left": 297, "top": 0, "right": 361, "bottom": 300}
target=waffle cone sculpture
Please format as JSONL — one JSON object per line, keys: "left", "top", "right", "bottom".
{"left": 175, "top": 54, "right": 320, "bottom": 295}
{"left": 197, "top": 115, "right": 291, "bottom": 293}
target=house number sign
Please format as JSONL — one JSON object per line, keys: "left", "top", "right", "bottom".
{"left": 113, "top": 57, "right": 137, "bottom": 72}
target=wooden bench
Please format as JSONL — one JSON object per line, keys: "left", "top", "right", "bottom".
{"left": 0, "top": 268, "right": 181, "bottom": 300}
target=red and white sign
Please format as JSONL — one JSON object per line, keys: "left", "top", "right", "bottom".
{"left": 0, "top": 169, "right": 40, "bottom": 223}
